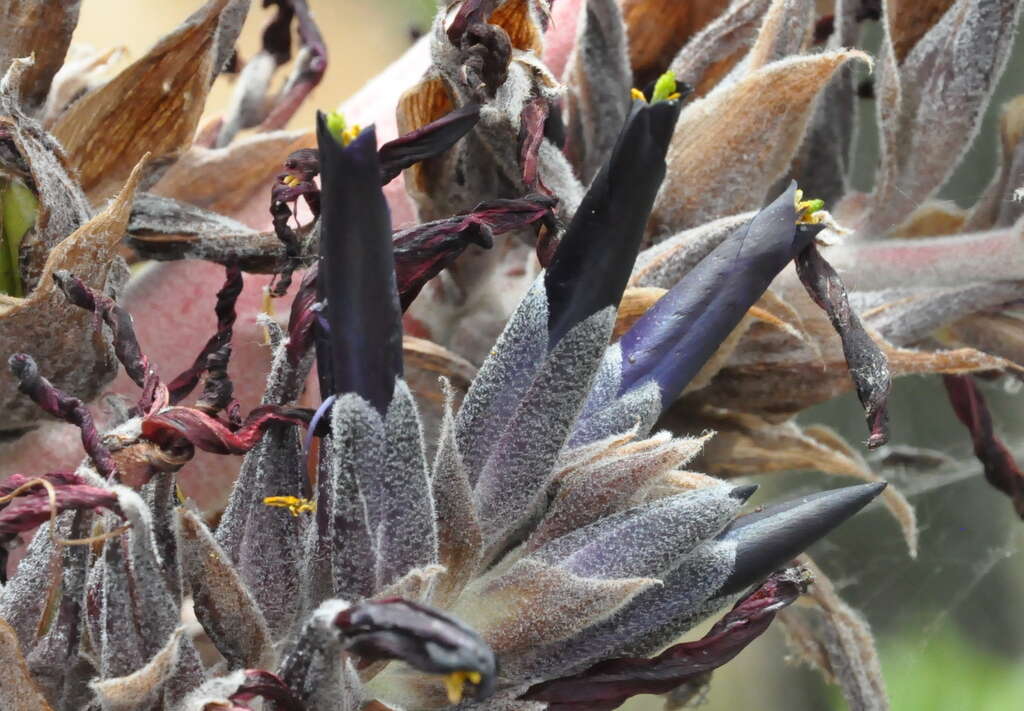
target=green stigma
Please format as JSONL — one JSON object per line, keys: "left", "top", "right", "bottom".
{"left": 325, "top": 111, "right": 361, "bottom": 147}
{"left": 650, "top": 71, "right": 681, "bottom": 103}
{"left": 0, "top": 177, "right": 38, "bottom": 297}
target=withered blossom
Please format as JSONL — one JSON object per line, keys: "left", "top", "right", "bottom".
{"left": 0, "top": 1, "right": 1022, "bottom": 710}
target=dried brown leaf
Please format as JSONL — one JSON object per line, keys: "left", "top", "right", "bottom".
{"left": 396, "top": 75, "right": 455, "bottom": 198}
{"left": 0, "top": 1, "right": 81, "bottom": 111}
{"left": 886, "top": 0, "right": 957, "bottom": 63}
{"left": 0, "top": 618, "right": 55, "bottom": 711}
{"left": 651, "top": 49, "right": 868, "bottom": 233}
{"left": 613, "top": 287, "right": 665, "bottom": 339}
{"left": 778, "top": 556, "right": 889, "bottom": 711}
{"left": 622, "top": 0, "right": 731, "bottom": 87}
{"left": 888, "top": 200, "right": 966, "bottom": 237}
{"left": 154, "top": 130, "right": 313, "bottom": 216}
{"left": 668, "top": 0, "right": 773, "bottom": 97}
{"left": 946, "top": 313, "right": 1024, "bottom": 366}
{"left": 745, "top": 0, "right": 814, "bottom": 71}
{"left": 51, "top": 0, "right": 232, "bottom": 202}
{"left": 488, "top": 0, "right": 545, "bottom": 54}
{"left": 0, "top": 158, "right": 144, "bottom": 432}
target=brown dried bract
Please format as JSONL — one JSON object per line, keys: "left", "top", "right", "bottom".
{"left": 51, "top": 0, "right": 232, "bottom": 202}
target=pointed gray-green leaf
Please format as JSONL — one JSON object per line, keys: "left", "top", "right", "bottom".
{"left": 115, "top": 489, "right": 180, "bottom": 659}
{"left": 216, "top": 340, "right": 313, "bottom": 636}
{"left": 528, "top": 432, "right": 714, "bottom": 550}
{"left": 99, "top": 535, "right": 147, "bottom": 679}
{"left": 0, "top": 513, "right": 69, "bottom": 649}
{"left": 89, "top": 627, "right": 187, "bottom": 711}
{"left": 376, "top": 379, "right": 438, "bottom": 590}
{"left": 529, "top": 485, "right": 746, "bottom": 581}
{"left": 431, "top": 379, "right": 484, "bottom": 608}
{"left": 570, "top": 378, "right": 662, "bottom": 447}
{"left": 505, "top": 543, "right": 734, "bottom": 681}
{"left": 668, "top": 0, "right": 773, "bottom": 90}
{"left": 457, "top": 279, "right": 549, "bottom": 485}
{"left": 303, "top": 395, "right": 378, "bottom": 606}
{"left": 23, "top": 510, "right": 91, "bottom": 704}
{"left": 564, "top": 0, "right": 633, "bottom": 183}
{"left": 177, "top": 506, "right": 274, "bottom": 669}
{"left": 474, "top": 306, "right": 615, "bottom": 559}
{"left": 854, "top": 282, "right": 1024, "bottom": 346}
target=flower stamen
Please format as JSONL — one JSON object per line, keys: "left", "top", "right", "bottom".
{"left": 444, "top": 669, "right": 482, "bottom": 704}
{"left": 263, "top": 495, "right": 316, "bottom": 516}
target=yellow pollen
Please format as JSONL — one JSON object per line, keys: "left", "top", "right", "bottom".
{"left": 630, "top": 87, "right": 646, "bottom": 101}
{"left": 443, "top": 670, "right": 482, "bottom": 704}
{"left": 283, "top": 175, "right": 301, "bottom": 187}
{"left": 263, "top": 496, "right": 316, "bottom": 516}
{"left": 341, "top": 123, "right": 361, "bottom": 146}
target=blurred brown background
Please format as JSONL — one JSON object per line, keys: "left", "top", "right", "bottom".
{"left": 74, "top": 2, "right": 1024, "bottom": 710}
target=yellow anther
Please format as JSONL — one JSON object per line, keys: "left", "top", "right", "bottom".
{"left": 263, "top": 496, "right": 316, "bottom": 516}
{"left": 341, "top": 123, "right": 361, "bottom": 146}
{"left": 630, "top": 87, "right": 646, "bottom": 101}
{"left": 443, "top": 670, "right": 482, "bottom": 704}
{"left": 283, "top": 175, "right": 301, "bottom": 187}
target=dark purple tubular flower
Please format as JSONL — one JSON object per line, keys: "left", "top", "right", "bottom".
{"left": 544, "top": 98, "right": 682, "bottom": 349}
{"left": 617, "top": 182, "right": 822, "bottom": 410}
{"left": 336, "top": 598, "right": 497, "bottom": 699}
{"left": 314, "top": 114, "right": 403, "bottom": 411}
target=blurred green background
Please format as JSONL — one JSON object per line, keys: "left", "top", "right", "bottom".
{"left": 76, "top": 2, "right": 1024, "bottom": 709}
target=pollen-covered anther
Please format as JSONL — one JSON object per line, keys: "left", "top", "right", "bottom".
{"left": 444, "top": 669, "right": 482, "bottom": 704}
{"left": 262, "top": 495, "right": 316, "bottom": 516}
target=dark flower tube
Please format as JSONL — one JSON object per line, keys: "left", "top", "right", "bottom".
{"left": 617, "top": 183, "right": 822, "bottom": 410}
{"left": 545, "top": 98, "right": 682, "bottom": 349}
{"left": 335, "top": 598, "right": 497, "bottom": 703}
{"left": 315, "top": 113, "right": 403, "bottom": 412}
